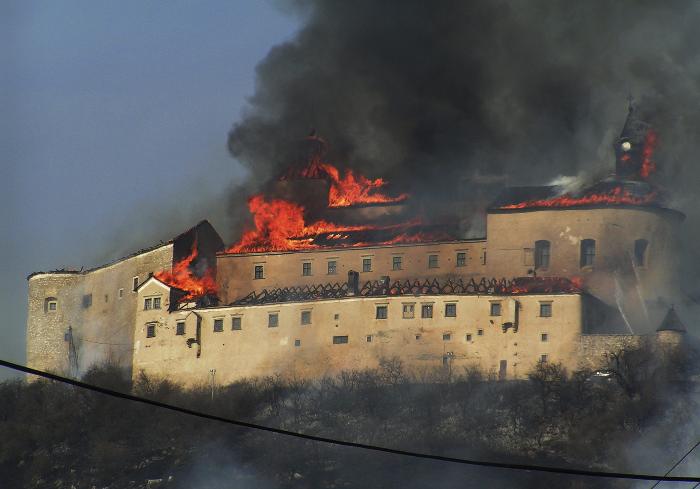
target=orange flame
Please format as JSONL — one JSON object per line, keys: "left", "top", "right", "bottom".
{"left": 640, "top": 130, "right": 657, "bottom": 179}
{"left": 155, "top": 243, "right": 216, "bottom": 301}
{"left": 500, "top": 185, "right": 658, "bottom": 210}
{"left": 226, "top": 195, "right": 444, "bottom": 254}
{"left": 316, "top": 163, "right": 409, "bottom": 207}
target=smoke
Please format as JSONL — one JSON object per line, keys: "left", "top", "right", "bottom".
{"left": 227, "top": 0, "right": 700, "bottom": 289}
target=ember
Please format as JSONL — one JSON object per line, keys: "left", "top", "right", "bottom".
{"left": 155, "top": 242, "right": 217, "bottom": 301}
{"left": 640, "top": 130, "right": 657, "bottom": 179}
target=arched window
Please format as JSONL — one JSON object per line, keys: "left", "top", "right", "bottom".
{"left": 535, "top": 240, "right": 550, "bottom": 270}
{"left": 44, "top": 297, "right": 57, "bottom": 313}
{"left": 580, "top": 239, "right": 596, "bottom": 268}
{"left": 634, "top": 239, "right": 649, "bottom": 267}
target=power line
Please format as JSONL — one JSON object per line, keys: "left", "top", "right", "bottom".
{"left": 649, "top": 439, "right": 700, "bottom": 489}
{"left": 2, "top": 358, "right": 700, "bottom": 484}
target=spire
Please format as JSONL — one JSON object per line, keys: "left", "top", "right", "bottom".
{"left": 656, "top": 306, "right": 686, "bottom": 333}
{"left": 613, "top": 101, "right": 654, "bottom": 180}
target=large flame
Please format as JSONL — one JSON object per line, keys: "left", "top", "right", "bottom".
{"left": 226, "top": 195, "right": 445, "bottom": 254}
{"left": 499, "top": 185, "right": 658, "bottom": 210}
{"left": 316, "top": 163, "right": 409, "bottom": 207}
{"left": 155, "top": 243, "right": 217, "bottom": 301}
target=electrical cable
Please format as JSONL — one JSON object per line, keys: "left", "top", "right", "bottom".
{"left": 2, "top": 358, "right": 699, "bottom": 484}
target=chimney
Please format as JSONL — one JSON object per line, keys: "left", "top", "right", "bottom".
{"left": 347, "top": 270, "right": 359, "bottom": 296}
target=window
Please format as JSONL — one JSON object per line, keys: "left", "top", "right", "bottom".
{"left": 428, "top": 254, "right": 439, "bottom": 268}
{"left": 466, "top": 333, "right": 472, "bottom": 342}
{"left": 302, "top": 262, "right": 312, "bottom": 276}
{"left": 333, "top": 335, "right": 349, "bottom": 344}
{"left": 133, "top": 276, "right": 139, "bottom": 292}
{"left": 366, "top": 335, "right": 372, "bottom": 343}
{"left": 392, "top": 256, "right": 402, "bottom": 270}
{"left": 146, "top": 323, "right": 156, "bottom": 338}
{"left": 634, "top": 239, "right": 649, "bottom": 267}
{"left": 362, "top": 258, "right": 372, "bottom": 272}
{"left": 327, "top": 260, "right": 337, "bottom": 275}
{"left": 541, "top": 333, "right": 548, "bottom": 342}
{"left": 477, "top": 328, "right": 484, "bottom": 336}
{"left": 421, "top": 304, "right": 433, "bottom": 318}
{"left": 268, "top": 313, "right": 279, "bottom": 328}
{"left": 301, "top": 310, "right": 312, "bottom": 325}
{"left": 294, "top": 339, "right": 301, "bottom": 347}
{"left": 442, "top": 333, "right": 451, "bottom": 341}
{"left": 82, "top": 294, "right": 92, "bottom": 309}
{"left": 535, "top": 240, "right": 551, "bottom": 269}
{"left": 104, "top": 294, "right": 109, "bottom": 303}
{"left": 176, "top": 322, "right": 185, "bottom": 335}
{"left": 539, "top": 302, "right": 552, "bottom": 317}
{"left": 45, "top": 297, "right": 57, "bottom": 313}
{"left": 490, "top": 302, "right": 501, "bottom": 316}
{"left": 456, "top": 252, "right": 466, "bottom": 267}
{"left": 402, "top": 304, "right": 415, "bottom": 319}
{"left": 540, "top": 354, "right": 548, "bottom": 363}
{"left": 334, "top": 313, "right": 340, "bottom": 320}
{"left": 118, "top": 288, "right": 124, "bottom": 299}
{"left": 213, "top": 319, "right": 224, "bottom": 332}
{"left": 144, "top": 298, "right": 152, "bottom": 310}
{"left": 580, "top": 239, "right": 596, "bottom": 268}
{"left": 153, "top": 297, "right": 161, "bottom": 309}
{"left": 415, "top": 334, "right": 421, "bottom": 340}
{"left": 254, "top": 265, "right": 264, "bottom": 280}
{"left": 445, "top": 303, "right": 457, "bottom": 317}
{"left": 232, "top": 317, "right": 242, "bottom": 330}
{"left": 376, "top": 305, "right": 388, "bottom": 319}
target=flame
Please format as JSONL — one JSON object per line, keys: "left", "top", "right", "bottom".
{"left": 500, "top": 185, "right": 658, "bottom": 210}
{"left": 155, "top": 243, "right": 216, "bottom": 301}
{"left": 315, "top": 163, "right": 409, "bottom": 207}
{"left": 226, "top": 195, "right": 445, "bottom": 254}
{"left": 640, "top": 130, "right": 657, "bottom": 179}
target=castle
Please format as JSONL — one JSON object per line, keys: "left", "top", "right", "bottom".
{"left": 26, "top": 106, "right": 688, "bottom": 385}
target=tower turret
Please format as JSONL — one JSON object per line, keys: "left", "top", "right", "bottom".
{"left": 614, "top": 102, "right": 656, "bottom": 180}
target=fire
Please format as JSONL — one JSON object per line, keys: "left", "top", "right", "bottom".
{"left": 155, "top": 243, "right": 216, "bottom": 301}
{"left": 500, "top": 185, "right": 658, "bottom": 210}
{"left": 640, "top": 130, "right": 657, "bottom": 179}
{"left": 226, "top": 195, "right": 445, "bottom": 254}
{"left": 316, "top": 163, "right": 409, "bottom": 208}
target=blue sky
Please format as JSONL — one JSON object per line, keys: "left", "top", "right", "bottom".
{"left": 0, "top": 2, "right": 301, "bottom": 378}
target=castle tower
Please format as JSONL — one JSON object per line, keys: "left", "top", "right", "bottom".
{"left": 655, "top": 306, "right": 686, "bottom": 350}
{"left": 613, "top": 102, "right": 655, "bottom": 180}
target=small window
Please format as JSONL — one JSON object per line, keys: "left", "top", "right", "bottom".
{"left": 442, "top": 333, "right": 451, "bottom": 341}
{"left": 176, "top": 322, "right": 185, "bottom": 335}
{"left": 366, "top": 335, "right": 372, "bottom": 343}
{"left": 118, "top": 288, "right": 124, "bottom": 299}
{"left": 634, "top": 239, "right": 649, "bottom": 267}
{"left": 268, "top": 313, "right": 279, "bottom": 328}
{"left": 302, "top": 262, "right": 312, "bottom": 276}
{"left": 301, "top": 310, "right": 312, "bottom": 325}
{"left": 45, "top": 297, "right": 58, "bottom": 313}
{"left": 481, "top": 249, "right": 487, "bottom": 265}
{"left": 466, "top": 333, "right": 472, "bottom": 342}
{"left": 362, "top": 258, "right": 372, "bottom": 272}
{"left": 327, "top": 260, "right": 337, "bottom": 275}
{"left": 392, "top": 256, "right": 402, "bottom": 270}
{"left": 334, "top": 313, "right": 340, "bottom": 320}
{"left": 540, "top": 354, "right": 548, "bottom": 363}
{"left": 402, "top": 304, "right": 415, "bottom": 319}
{"left": 539, "top": 302, "right": 552, "bottom": 317}
{"left": 146, "top": 323, "right": 156, "bottom": 338}
{"left": 445, "top": 303, "right": 457, "bottom": 317}
{"left": 232, "top": 317, "right": 242, "bottom": 330}
{"left": 421, "top": 304, "right": 433, "bottom": 318}
{"left": 535, "top": 240, "right": 551, "bottom": 270}
{"left": 294, "top": 339, "right": 301, "bottom": 347}
{"left": 133, "top": 276, "right": 139, "bottom": 292}
{"left": 333, "top": 335, "right": 349, "bottom": 344}
{"left": 490, "top": 302, "right": 501, "bottom": 316}
{"left": 144, "top": 298, "right": 153, "bottom": 310}
{"left": 254, "top": 265, "right": 264, "bottom": 280}
{"left": 376, "top": 305, "right": 388, "bottom": 319}
{"left": 415, "top": 334, "right": 421, "bottom": 340}
{"left": 580, "top": 239, "right": 596, "bottom": 268}
{"left": 541, "top": 333, "right": 548, "bottom": 342}
{"left": 153, "top": 297, "right": 161, "bottom": 309}
{"left": 213, "top": 319, "right": 224, "bottom": 332}
{"left": 428, "top": 254, "right": 439, "bottom": 269}
{"left": 477, "top": 328, "right": 484, "bottom": 336}
{"left": 82, "top": 294, "right": 92, "bottom": 309}
{"left": 456, "top": 252, "right": 466, "bottom": 267}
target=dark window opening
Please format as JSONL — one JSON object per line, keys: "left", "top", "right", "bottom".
{"left": 392, "top": 256, "right": 402, "bottom": 270}
{"left": 366, "top": 335, "right": 372, "bottom": 343}
{"left": 456, "top": 252, "right": 466, "bottom": 267}
{"left": 403, "top": 304, "right": 415, "bottom": 319}
{"left": 421, "top": 304, "right": 433, "bottom": 318}
{"left": 82, "top": 294, "right": 92, "bottom": 309}
{"left": 45, "top": 297, "right": 57, "bottom": 313}
{"left": 540, "top": 354, "right": 548, "bottom": 363}
{"left": 428, "top": 254, "right": 439, "bottom": 268}
{"left": 362, "top": 258, "right": 372, "bottom": 272}
{"left": 634, "top": 239, "right": 649, "bottom": 267}
{"left": 176, "top": 322, "right": 185, "bottom": 335}
{"left": 232, "top": 317, "right": 242, "bottom": 330}
{"left": 580, "top": 239, "right": 596, "bottom": 268}
{"left": 333, "top": 335, "right": 349, "bottom": 344}
{"left": 327, "top": 260, "right": 337, "bottom": 275}
{"left": 254, "top": 265, "right": 264, "bottom": 280}
{"left": 213, "top": 319, "right": 224, "bottom": 332}
{"left": 376, "top": 305, "right": 388, "bottom": 319}
{"left": 294, "top": 339, "right": 301, "bottom": 347}
{"left": 490, "top": 302, "right": 501, "bottom": 316}
{"left": 477, "top": 329, "right": 484, "bottom": 336}
{"left": 466, "top": 333, "right": 472, "bottom": 341}
{"left": 144, "top": 298, "right": 152, "bottom": 310}
{"left": 146, "top": 323, "right": 156, "bottom": 338}
{"left": 153, "top": 297, "right": 161, "bottom": 309}
{"left": 540, "top": 302, "right": 552, "bottom": 317}
{"left": 133, "top": 277, "right": 139, "bottom": 292}
{"left": 302, "top": 262, "right": 312, "bottom": 276}
{"left": 301, "top": 310, "right": 312, "bottom": 325}
{"left": 442, "top": 333, "right": 451, "bottom": 341}
{"left": 541, "top": 333, "right": 548, "bottom": 342}
{"left": 268, "top": 313, "right": 279, "bottom": 328}
{"left": 535, "top": 240, "right": 551, "bottom": 270}
{"left": 445, "top": 303, "right": 457, "bottom": 317}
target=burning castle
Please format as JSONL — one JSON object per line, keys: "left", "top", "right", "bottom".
{"left": 26, "top": 105, "right": 688, "bottom": 384}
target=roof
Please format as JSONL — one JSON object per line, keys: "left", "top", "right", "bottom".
{"left": 488, "top": 186, "right": 558, "bottom": 209}
{"left": 657, "top": 306, "right": 687, "bottom": 332}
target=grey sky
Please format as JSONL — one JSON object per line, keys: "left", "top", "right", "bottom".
{"left": 0, "top": 2, "right": 300, "bottom": 378}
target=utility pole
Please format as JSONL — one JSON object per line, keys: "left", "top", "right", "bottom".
{"left": 209, "top": 368, "right": 216, "bottom": 401}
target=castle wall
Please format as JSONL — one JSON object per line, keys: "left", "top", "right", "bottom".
{"left": 577, "top": 334, "right": 644, "bottom": 370}
{"left": 216, "top": 240, "right": 488, "bottom": 304}
{"left": 132, "top": 290, "right": 583, "bottom": 385}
